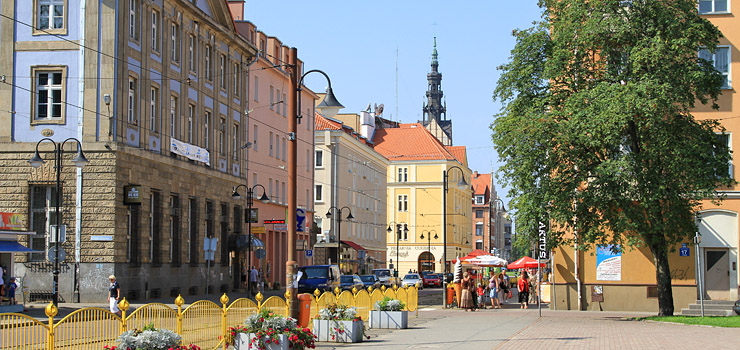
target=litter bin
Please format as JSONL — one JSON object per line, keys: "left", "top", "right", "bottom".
{"left": 446, "top": 284, "right": 454, "bottom": 306}
{"left": 297, "top": 294, "right": 313, "bottom": 327}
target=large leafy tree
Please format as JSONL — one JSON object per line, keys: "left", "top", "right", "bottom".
{"left": 492, "top": 0, "right": 734, "bottom": 316}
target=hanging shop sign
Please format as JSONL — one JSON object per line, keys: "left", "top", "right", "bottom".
{"left": 124, "top": 185, "right": 142, "bottom": 205}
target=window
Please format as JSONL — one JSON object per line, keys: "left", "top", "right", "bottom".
{"left": 233, "top": 62, "right": 240, "bottom": 96}
{"left": 474, "top": 195, "right": 485, "bottom": 205}
{"left": 129, "top": 0, "right": 137, "bottom": 40}
{"left": 397, "top": 195, "right": 408, "bottom": 212}
{"left": 315, "top": 185, "right": 323, "bottom": 202}
{"left": 150, "top": 191, "right": 162, "bottom": 265}
{"left": 282, "top": 93, "right": 287, "bottom": 117}
{"left": 475, "top": 210, "right": 484, "bottom": 218}
{"left": 269, "top": 131, "right": 274, "bottom": 157}
{"left": 188, "top": 104, "right": 195, "bottom": 143}
{"left": 281, "top": 138, "right": 286, "bottom": 161}
{"left": 188, "top": 35, "right": 195, "bottom": 72}
{"left": 150, "top": 86, "right": 159, "bottom": 133}
{"left": 220, "top": 203, "right": 229, "bottom": 264}
{"left": 205, "top": 201, "right": 214, "bottom": 256}
{"left": 127, "top": 204, "right": 141, "bottom": 265}
{"left": 270, "top": 85, "right": 274, "bottom": 110}
{"left": 254, "top": 76, "right": 259, "bottom": 101}
{"left": 275, "top": 134, "right": 280, "bottom": 159}
{"left": 233, "top": 123, "right": 239, "bottom": 160}
{"left": 268, "top": 178, "right": 273, "bottom": 200}
{"left": 253, "top": 124, "right": 259, "bottom": 151}
{"left": 275, "top": 181, "right": 280, "bottom": 204}
{"left": 699, "top": 46, "right": 731, "bottom": 89}
{"left": 128, "top": 77, "right": 138, "bottom": 124}
{"left": 188, "top": 197, "right": 198, "bottom": 266}
{"left": 29, "top": 186, "right": 59, "bottom": 261}
{"left": 170, "top": 95, "right": 178, "bottom": 138}
{"left": 219, "top": 54, "right": 226, "bottom": 90}
{"left": 476, "top": 222, "right": 484, "bottom": 236}
{"left": 170, "top": 23, "right": 180, "bottom": 64}
{"left": 699, "top": 0, "right": 728, "bottom": 14}
{"left": 36, "top": 0, "right": 65, "bottom": 32}
{"left": 276, "top": 89, "right": 281, "bottom": 113}
{"left": 33, "top": 67, "right": 65, "bottom": 123}
{"left": 219, "top": 117, "right": 226, "bottom": 155}
{"left": 151, "top": 10, "right": 160, "bottom": 52}
{"left": 397, "top": 167, "right": 408, "bottom": 182}
{"left": 315, "top": 150, "right": 324, "bottom": 168}
{"left": 204, "top": 111, "right": 211, "bottom": 150}
{"left": 170, "top": 195, "right": 181, "bottom": 266}
{"left": 205, "top": 45, "right": 212, "bottom": 81}
{"left": 281, "top": 182, "right": 286, "bottom": 204}
{"left": 306, "top": 149, "right": 310, "bottom": 171}
{"left": 715, "top": 133, "right": 733, "bottom": 178}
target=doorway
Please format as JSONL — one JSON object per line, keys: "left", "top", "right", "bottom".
{"left": 705, "top": 248, "right": 730, "bottom": 300}
{"left": 418, "top": 251, "right": 435, "bottom": 273}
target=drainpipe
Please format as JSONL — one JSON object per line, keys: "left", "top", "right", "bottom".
{"left": 574, "top": 211, "right": 582, "bottom": 311}
{"left": 74, "top": 0, "right": 87, "bottom": 303}
{"left": 331, "top": 140, "right": 339, "bottom": 262}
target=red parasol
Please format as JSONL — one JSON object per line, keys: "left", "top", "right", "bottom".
{"left": 506, "top": 256, "right": 547, "bottom": 269}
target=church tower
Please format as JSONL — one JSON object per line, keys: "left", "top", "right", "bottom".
{"left": 421, "top": 37, "right": 452, "bottom": 146}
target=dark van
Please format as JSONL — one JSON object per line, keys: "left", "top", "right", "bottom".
{"left": 297, "top": 265, "right": 340, "bottom": 294}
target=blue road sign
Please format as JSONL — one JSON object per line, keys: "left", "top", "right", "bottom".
{"left": 305, "top": 249, "right": 313, "bottom": 258}
{"left": 679, "top": 243, "right": 690, "bottom": 257}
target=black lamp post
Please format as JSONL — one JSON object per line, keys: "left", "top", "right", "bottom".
{"left": 386, "top": 221, "right": 408, "bottom": 278}
{"left": 420, "top": 230, "right": 438, "bottom": 272}
{"left": 442, "top": 166, "right": 468, "bottom": 308}
{"left": 288, "top": 47, "right": 343, "bottom": 318}
{"left": 232, "top": 184, "right": 269, "bottom": 296}
{"left": 325, "top": 206, "right": 353, "bottom": 273}
{"left": 28, "top": 137, "right": 89, "bottom": 306}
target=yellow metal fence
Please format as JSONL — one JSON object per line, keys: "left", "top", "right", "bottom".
{"left": 0, "top": 285, "right": 418, "bottom": 350}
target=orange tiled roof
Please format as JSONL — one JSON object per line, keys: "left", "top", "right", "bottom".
{"left": 471, "top": 173, "right": 491, "bottom": 196}
{"left": 373, "top": 123, "right": 458, "bottom": 161}
{"left": 446, "top": 146, "right": 467, "bottom": 165}
{"left": 314, "top": 113, "right": 342, "bottom": 130}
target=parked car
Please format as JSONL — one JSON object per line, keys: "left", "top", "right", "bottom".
{"left": 297, "top": 265, "right": 340, "bottom": 294}
{"left": 339, "top": 274, "right": 365, "bottom": 291}
{"left": 401, "top": 273, "right": 423, "bottom": 289}
{"left": 359, "top": 274, "right": 381, "bottom": 289}
{"left": 421, "top": 272, "right": 442, "bottom": 288}
{"left": 372, "top": 268, "right": 399, "bottom": 287}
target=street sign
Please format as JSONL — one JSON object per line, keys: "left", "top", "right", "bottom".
{"left": 296, "top": 208, "right": 306, "bottom": 232}
{"left": 537, "top": 220, "right": 549, "bottom": 260}
{"left": 305, "top": 249, "right": 313, "bottom": 258}
{"left": 679, "top": 243, "right": 690, "bottom": 257}
{"left": 250, "top": 226, "right": 265, "bottom": 234}
{"left": 358, "top": 250, "right": 366, "bottom": 259}
{"left": 274, "top": 223, "right": 288, "bottom": 231}
{"left": 245, "top": 208, "right": 258, "bottom": 223}
{"left": 203, "top": 237, "right": 218, "bottom": 261}
{"left": 256, "top": 249, "right": 266, "bottom": 259}
{"left": 47, "top": 246, "right": 66, "bottom": 264}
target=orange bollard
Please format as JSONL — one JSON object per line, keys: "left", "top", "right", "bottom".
{"left": 297, "top": 294, "right": 312, "bottom": 327}
{"left": 446, "top": 285, "right": 454, "bottom": 306}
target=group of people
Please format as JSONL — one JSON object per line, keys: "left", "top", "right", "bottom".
{"left": 457, "top": 269, "right": 541, "bottom": 311}
{"left": 0, "top": 266, "right": 18, "bottom": 305}
{"left": 242, "top": 265, "right": 265, "bottom": 294}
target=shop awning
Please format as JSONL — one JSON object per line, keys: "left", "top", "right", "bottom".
{"left": 340, "top": 240, "right": 365, "bottom": 251}
{"left": 0, "top": 241, "right": 40, "bottom": 252}
{"left": 237, "top": 235, "right": 265, "bottom": 250}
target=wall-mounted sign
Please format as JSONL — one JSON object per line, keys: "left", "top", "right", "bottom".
{"left": 264, "top": 219, "right": 285, "bottom": 224}
{"left": 296, "top": 208, "right": 306, "bottom": 232}
{"left": 123, "top": 185, "right": 142, "bottom": 205}
{"left": 537, "top": 220, "right": 549, "bottom": 260}
{"left": 250, "top": 226, "right": 265, "bottom": 234}
{"left": 273, "top": 223, "right": 288, "bottom": 231}
{"left": 170, "top": 138, "right": 210, "bottom": 165}
{"left": 596, "top": 245, "right": 621, "bottom": 281}
{"left": 41, "top": 129, "right": 54, "bottom": 137}
{"left": 0, "top": 212, "right": 27, "bottom": 231}
{"left": 245, "top": 208, "right": 258, "bottom": 223}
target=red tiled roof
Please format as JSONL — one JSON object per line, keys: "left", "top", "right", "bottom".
{"left": 315, "top": 113, "right": 342, "bottom": 130}
{"left": 341, "top": 240, "right": 365, "bottom": 251}
{"left": 372, "top": 123, "right": 457, "bottom": 161}
{"left": 446, "top": 146, "right": 468, "bottom": 165}
{"left": 471, "top": 173, "right": 491, "bottom": 196}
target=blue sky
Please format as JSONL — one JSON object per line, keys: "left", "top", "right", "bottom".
{"left": 240, "top": 1, "right": 543, "bottom": 205}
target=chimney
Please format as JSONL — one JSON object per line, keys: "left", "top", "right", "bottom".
{"left": 473, "top": 171, "right": 479, "bottom": 178}
{"left": 227, "top": 1, "right": 245, "bottom": 21}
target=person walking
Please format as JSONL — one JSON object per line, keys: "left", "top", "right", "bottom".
{"left": 459, "top": 272, "right": 475, "bottom": 311}
{"left": 529, "top": 270, "right": 539, "bottom": 304}
{"left": 249, "top": 266, "right": 259, "bottom": 295}
{"left": 489, "top": 274, "right": 501, "bottom": 309}
{"left": 5, "top": 277, "right": 17, "bottom": 305}
{"left": 498, "top": 273, "right": 509, "bottom": 305}
{"left": 108, "top": 275, "right": 121, "bottom": 316}
{"left": 517, "top": 270, "right": 529, "bottom": 309}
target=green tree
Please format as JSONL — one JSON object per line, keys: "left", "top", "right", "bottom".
{"left": 492, "top": 0, "right": 734, "bottom": 316}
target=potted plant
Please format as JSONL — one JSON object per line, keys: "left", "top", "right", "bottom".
{"left": 369, "top": 297, "right": 408, "bottom": 329}
{"left": 103, "top": 323, "right": 200, "bottom": 350}
{"left": 312, "top": 303, "right": 365, "bottom": 343}
{"left": 224, "top": 308, "right": 316, "bottom": 350}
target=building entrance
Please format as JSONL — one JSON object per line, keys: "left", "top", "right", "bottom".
{"left": 705, "top": 248, "right": 730, "bottom": 300}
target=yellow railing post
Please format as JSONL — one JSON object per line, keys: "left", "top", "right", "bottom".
{"left": 119, "top": 298, "right": 130, "bottom": 333}
{"left": 220, "top": 293, "right": 229, "bottom": 347}
{"left": 175, "top": 294, "right": 185, "bottom": 335}
{"left": 45, "top": 302, "right": 57, "bottom": 350}
{"left": 256, "top": 292, "right": 264, "bottom": 311}
{"left": 284, "top": 290, "right": 291, "bottom": 316}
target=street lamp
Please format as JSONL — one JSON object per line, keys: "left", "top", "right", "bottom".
{"left": 325, "top": 206, "right": 353, "bottom": 272}
{"left": 420, "top": 230, "right": 438, "bottom": 272}
{"left": 490, "top": 198, "right": 507, "bottom": 256}
{"left": 386, "top": 221, "right": 408, "bottom": 278}
{"left": 287, "top": 47, "right": 343, "bottom": 319}
{"left": 232, "top": 184, "right": 269, "bottom": 297}
{"left": 28, "top": 137, "right": 89, "bottom": 306}
{"left": 442, "top": 165, "right": 468, "bottom": 308}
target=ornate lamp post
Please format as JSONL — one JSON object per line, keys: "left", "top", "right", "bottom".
{"left": 442, "top": 165, "right": 468, "bottom": 308}
{"left": 420, "top": 230, "right": 438, "bottom": 272}
{"left": 386, "top": 221, "right": 408, "bottom": 277}
{"left": 232, "top": 184, "right": 269, "bottom": 296}
{"left": 325, "top": 206, "right": 354, "bottom": 272}
{"left": 28, "top": 138, "right": 89, "bottom": 306}
{"left": 287, "top": 47, "right": 343, "bottom": 318}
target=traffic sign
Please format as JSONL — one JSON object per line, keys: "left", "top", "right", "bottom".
{"left": 47, "top": 246, "right": 66, "bottom": 264}
{"left": 305, "top": 249, "right": 313, "bottom": 258}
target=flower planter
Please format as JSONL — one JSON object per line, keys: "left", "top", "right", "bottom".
{"left": 234, "top": 333, "right": 289, "bottom": 350}
{"left": 312, "top": 319, "right": 364, "bottom": 343}
{"left": 369, "top": 310, "right": 408, "bottom": 329}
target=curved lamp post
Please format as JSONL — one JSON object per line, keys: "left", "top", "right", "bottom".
{"left": 442, "top": 165, "right": 468, "bottom": 308}
{"left": 420, "top": 230, "right": 438, "bottom": 272}
{"left": 386, "top": 221, "right": 408, "bottom": 278}
{"left": 232, "top": 184, "right": 269, "bottom": 296}
{"left": 287, "top": 47, "right": 343, "bottom": 318}
{"left": 28, "top": 137, "right": 89, "bottom": 306}
{"left": 325, "top": 206, "right": 353, "bottom": 272}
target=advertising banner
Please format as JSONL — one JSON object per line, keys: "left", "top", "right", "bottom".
{"left": 596, "top": 245, "right": 621, "bottom": 281}
{"left": 171, "top": 138, "right": 210, "bottom": 165}
{"left": 0, "top": 213, "right": 26, "bottom": 231}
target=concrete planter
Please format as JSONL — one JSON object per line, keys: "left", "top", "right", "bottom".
{"left": 234, "top": 332, "right": 289, "bottom": 350}
{"left": 312, "top": 319, "right": 364, "bottom": 343}
{"left": 369, "top": 310, "right": 408, "bottom": 329}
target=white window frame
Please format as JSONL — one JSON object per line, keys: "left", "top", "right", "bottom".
{"left": 233, "top": 123, "right": 239, "bottom": 160}
{"left": 233, "top": 62, "right": 240, "bottom": 96}
{"left": 314, "top": 185, "right": 323, "bottom": 202}
{"left": 203, "top": 111, "right": 211, "bottom": 150}
{"left": 700, "top": 45, "right": 732, "bottom": 89}
{"left": 397, "top": 195, "right": 408, "bottom": 212}
{"left": 219, "top": 54, "right": 227, "bottom": 90}
{"left": 205, "top": 45, "right": 212, "bottom": 81}
{"left": 128, "top": 76, "right": 138, "bottom": 125}
{"left": 397, "top": 167, "right": 408, "bottom": 182}
{"left": 151, "top": 9, "right": 160, "bottom": 53}
{"left": 150, "top": 85, "right": 159, "bottom": 133}
{"left": 170, "top": 95, "right": 178, "bottom": 138}
{"left": 188, "top": 34, "right": 195, "bottom": 72}
{"left": 716, "top": 132, "right": 733, "bottom": 178}
{"left": 32, "top": 67, "right": 66, "bottom": 124}
{"left": 474, "top": 195, "right": 485, "bottom": 205}
{"left": 36, "top": 0, "right": 66, "bottom": 33}
{"left": 219, "top": 116, "right": 226, "bottom": 155}
{"left": 315, "top": 150, "right": 324, "bottom": 168}
{"left": 475, "top": 222, "right": 484, "bottom": 236}
{"left": 699, "top": 0, "right": 730, "bottom": 14}
{"left": 170, "top": 22, "right": 180, "bottom": 64}
{"left": 129, "top": 0, "right": 137, "bottom": 40}
{"left": 188, "top": 104, "right": 195, "bottom": 144}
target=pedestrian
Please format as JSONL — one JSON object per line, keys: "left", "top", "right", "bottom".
{"left": 459, "top": 272, "right": 475, "bottom": 311}
{"left": 5, "top": 277, "right": 17, "bottom": 305}
{"left": 250, "top": 266, "right": 259, "bottom": 295}
{"left": 0, "top": 267, "right": 5, "bottom": 300}
{"left": 498, "top": 273, "right": 509, "bottom": 304}
{"left": 108, "top": 275, "right": 121, "bottom": 316}
{"left": 489, "top": 274, "right": 500, "bottom": 309}
{"left": 258, "top": 268, "right": 265, "bottom": 292}
{"left": 241, "top": 263, "right": 248, "bottom": 289}
{"left": 476, "top": 283, "right": 486, "bottom": 309}
{"left": 529, "top": 270, "right": 539, "bottom": 304}
{"left": 517, "top": 270, "right": 529, "bottom": 309}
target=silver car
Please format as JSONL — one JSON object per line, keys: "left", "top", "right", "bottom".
{"left": 401, "top": 273, "right": 423, "bottom": 289}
